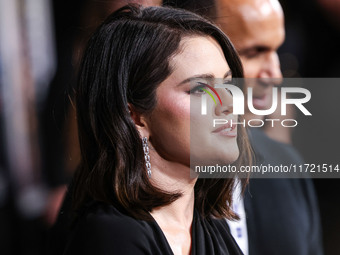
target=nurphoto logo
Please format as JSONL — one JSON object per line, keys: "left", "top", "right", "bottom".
{"left": 199, "top": 81, "right": 312, "bottom": 128}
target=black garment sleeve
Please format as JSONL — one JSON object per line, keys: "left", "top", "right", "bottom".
{"left": 63, "top": 209, "right": 152, "bottom": 255}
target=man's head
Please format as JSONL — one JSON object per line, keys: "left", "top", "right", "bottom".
{"left": 215, "top": 0, "right": 285, "bottom": 118}
{"left": 215, "top": 0, "right": 284, "bottom": 79}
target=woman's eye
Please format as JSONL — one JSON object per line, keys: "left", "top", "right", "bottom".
{"left": 188, "top": 82, "right": 207, "bottom": 95}
{"left": 223, "top": 80, "right": 233, "bottom": 95}
{"left": 225, "top": 88, "right": 233, "bottom": 95}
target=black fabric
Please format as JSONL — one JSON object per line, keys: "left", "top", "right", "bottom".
{"left": 244, "top": 128, "right": 323, "bottom": 255}
{"left": 62, "top": 200, "right": 243, "bottom": 255}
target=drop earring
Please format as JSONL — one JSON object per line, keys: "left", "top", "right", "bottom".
{"left": 142, "top": 137, "right": 151, "bottom": 178}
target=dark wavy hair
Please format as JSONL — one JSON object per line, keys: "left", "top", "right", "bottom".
{"left": 73, "top": 4, "right": 252, "bottom": 220}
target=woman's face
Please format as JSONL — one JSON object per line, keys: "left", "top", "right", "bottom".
{"left": 145, "top": 36, "right": 239, "bottom": 168}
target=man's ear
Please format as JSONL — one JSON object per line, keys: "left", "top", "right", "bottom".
{"left": 128, "top": 103, "right": 150, "bottom": 138}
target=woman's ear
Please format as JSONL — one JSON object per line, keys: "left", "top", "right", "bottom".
{"left": 128, "top": 103, "right": 150, "bottom": 138}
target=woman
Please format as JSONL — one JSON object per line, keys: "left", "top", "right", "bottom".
{"left": 64, "top": 5, "right": 252, "bottom": 255}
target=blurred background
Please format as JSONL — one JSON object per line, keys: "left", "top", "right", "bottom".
{"left": 0, "top": 0, "right": 339, "bottom": 254}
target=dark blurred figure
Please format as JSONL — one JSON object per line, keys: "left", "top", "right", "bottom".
{"left": 1, "top": 0, "right": 87, "bottom": 254}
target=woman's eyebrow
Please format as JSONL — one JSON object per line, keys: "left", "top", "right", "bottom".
{"left": 177, "top": 70, "right": 232, "bottom": 86}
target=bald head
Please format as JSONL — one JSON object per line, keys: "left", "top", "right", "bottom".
{"left": 216, "top": 0, "right": 284, "bottom": 52}
{"left": 214, "top": 0, "right": 285, "bottom": 119}
{"left": 214, "top": 0, "right": 285, "bottom": 79}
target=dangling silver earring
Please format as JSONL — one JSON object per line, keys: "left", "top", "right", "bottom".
{"left": 142, "top": 137, "right": 151, "bottom": 178}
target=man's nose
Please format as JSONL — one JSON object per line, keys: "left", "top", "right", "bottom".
{"left": 259, "top": 51, "right": 283, "bottom": 85}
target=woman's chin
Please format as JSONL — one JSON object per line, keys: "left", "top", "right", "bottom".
{"left": 218, "top": 145, "right": 240, "bottom": 164}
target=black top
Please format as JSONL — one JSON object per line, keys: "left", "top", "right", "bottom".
{"left": 244, "top": 128, "right": 323, "bottom": 255}
{"left": 63, "top": 201, "right": 243, "bottom": 255}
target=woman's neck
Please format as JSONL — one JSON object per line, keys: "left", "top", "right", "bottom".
{"left": 150, "top": 182, "right": 195, "bottom": 227}
{"left": 149, "top": 168, "right": 195, "bottom": 255}
{"left": 149, "top": 151, "right": 197, "bottom": 227}
{"left": 148, "top": 146, "right": 197, "bottom": 255}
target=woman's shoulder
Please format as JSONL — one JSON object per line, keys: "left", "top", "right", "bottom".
{"left": 64, "top": 201, "right": 159, "bottom": 255}
{"left": 80, "top": 201, "right": 147, "bottom": 233}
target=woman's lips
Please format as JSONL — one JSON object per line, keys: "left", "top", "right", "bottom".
{"left": 212, "top": 121, "right": 237, "bottom": 137}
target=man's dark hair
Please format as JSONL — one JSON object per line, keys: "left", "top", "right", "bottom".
{"left": 163, "top": 0, "right": 216, "bottom": 20}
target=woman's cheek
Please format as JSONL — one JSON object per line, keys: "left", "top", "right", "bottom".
{"left": 157, "top": 91, "right": 191, "bottom": 121}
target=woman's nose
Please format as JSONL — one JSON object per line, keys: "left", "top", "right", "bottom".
{"left": 214, "top": 88, "right": 233, "bottom": 116}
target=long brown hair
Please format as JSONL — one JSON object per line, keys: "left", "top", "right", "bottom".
{"left": 73, "top": 4, "right": 252, "bottom": 220}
